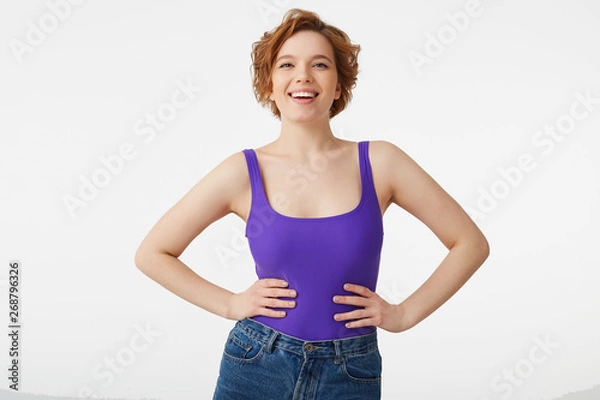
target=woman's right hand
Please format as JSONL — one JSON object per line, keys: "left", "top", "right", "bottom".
{"left": 227, "top": 278, "right": 297, "bottom": 321}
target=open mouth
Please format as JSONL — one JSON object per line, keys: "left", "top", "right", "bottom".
{"left": 288, "top": 91, "right": 319, "bottom": 99}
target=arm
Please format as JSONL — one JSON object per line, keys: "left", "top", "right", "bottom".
{"left": 334, "top": 140, "right": 489, "bottom": 332}
{"left": 134, "top": 151, "right": 296, "bottom": 320}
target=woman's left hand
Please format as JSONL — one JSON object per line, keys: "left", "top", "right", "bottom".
{"left": 333, "top": 283, "right": 409, "bottom": 333}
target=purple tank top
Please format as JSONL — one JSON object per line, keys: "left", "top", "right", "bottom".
{"left": 242, "top": 141, "right": 384, "bottom": 341}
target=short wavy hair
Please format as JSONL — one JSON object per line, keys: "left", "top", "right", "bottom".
{"left": 251, "top": 9, "right": 360, "bottom": 119}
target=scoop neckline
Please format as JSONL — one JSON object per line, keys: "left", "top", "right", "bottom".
{"left": 251, "top": 141, "right": 365, "bottom": 221}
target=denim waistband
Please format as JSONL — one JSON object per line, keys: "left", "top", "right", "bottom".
{"left": 237, "top": 318, "right": 378, "bottom": 362}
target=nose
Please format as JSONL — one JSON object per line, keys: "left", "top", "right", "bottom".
{"left": 295, "top": 65, "right": 313, "bottom": 83}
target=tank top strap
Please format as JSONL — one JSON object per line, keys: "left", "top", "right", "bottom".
{"left": 242, "top": 149, "right": 269, "bottom": 208}
{"left": 358, "top": 141, "right": 378, "bottom": 204}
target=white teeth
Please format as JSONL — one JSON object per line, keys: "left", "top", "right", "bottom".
{"left": 291, "top": 91, "right": 316, "bottom": 98}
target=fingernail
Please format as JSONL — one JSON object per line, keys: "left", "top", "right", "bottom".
{"left": 333, "top": 296, "right": 339, "bottom": 302}
{"left": 344, "top": 284, "right": 350, "bottom": 290}
{"left": 290, "top": 290, "right": 296, "bottom": 296}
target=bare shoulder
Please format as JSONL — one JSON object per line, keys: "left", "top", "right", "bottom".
{"left": 369, "top": 137, "right": 440, "bottom": 196}
{"left": 368, "top": 139, "right": 411, "bottom": 165}
{"left": 366, "top": 140, "right": 415, "bottom": 209}
{"left": 209, "top": 150, "right": 249, "bottom": 189}
{"left": 198, "top": 150, "right": 250, "bottom": 218}
{"left": 185, "top": 149, "right": 249, "bottom": 207}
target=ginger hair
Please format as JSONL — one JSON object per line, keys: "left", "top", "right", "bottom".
{"left": 251, "top": 8, "right": 360, "bottom": 119}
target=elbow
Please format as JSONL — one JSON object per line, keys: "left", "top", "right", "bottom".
{"left": 134, "top": 246, "right": 147, "bottom": 272}
{"left": 475, "top": 231, "right": 490, "bottom": 265}
{"left": 134, "top": 243, "right": 154, "bottom": 274}
{"left": 134, "top": 242, "right": 178, "bottom": 275}
{"left": 453, "top": 229, "right": 490, "bottom": 268}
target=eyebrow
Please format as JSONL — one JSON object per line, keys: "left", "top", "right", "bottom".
{"left": 275, "top": 54, "right": 334, "bottom": 64}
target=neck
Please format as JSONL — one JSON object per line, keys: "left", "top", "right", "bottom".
{"left": 274, "top": 115, "right": 339, "bottom": 156}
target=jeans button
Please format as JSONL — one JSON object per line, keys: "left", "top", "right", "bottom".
{"left": 304, "top": 343, "right": 315, "bottom": 353}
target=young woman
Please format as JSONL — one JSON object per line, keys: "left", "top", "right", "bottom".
{"left": 135, "top": 8, "right": 489, "bottom": 399}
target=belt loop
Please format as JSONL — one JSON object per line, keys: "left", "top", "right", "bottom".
{"left": 265, "top": 330, "right": 279, "bottom": 353}
{"left": 333, "top": 340, "right": 343, "bottom": 365}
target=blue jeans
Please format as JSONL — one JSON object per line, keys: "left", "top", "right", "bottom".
{"left": 213, "top": 318, "right": 382, "bottom": 400}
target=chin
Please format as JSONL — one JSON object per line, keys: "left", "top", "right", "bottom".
{"left": 282, "top": 111, "right": 329, "bottom": 124}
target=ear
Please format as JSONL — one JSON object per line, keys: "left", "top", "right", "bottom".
{"left": 334, "top": 82, "right": 342, "bottom": 100}
{"left": 268, "top": 82, "right": 275, "bottom": 101}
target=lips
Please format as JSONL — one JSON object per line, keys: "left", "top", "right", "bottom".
{"left": 288, "top": 89, "right": 319, "bottom": 99}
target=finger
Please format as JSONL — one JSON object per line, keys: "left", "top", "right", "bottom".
{"left": 262, "top": 298, "right": 296, "bottom": 309}
{"left": 344, "top": 317, "right": 377, "bottom": 329}
{"left": 260, "top": 278, "right": 289, "bottom": 288}
{"left": 333, "top": 309, "right": 369, "bottom": 322}
{"left": 332, "top": 295, "right": 368, "bottom": 307}
{"left": 258, "top": 307, "right": 288, "bottom": 318}
{"left": 343, "top": 283, "right": 372, "bottom": 297}
{"left": 264, "top": 288, "right": 297, "bottom": 298}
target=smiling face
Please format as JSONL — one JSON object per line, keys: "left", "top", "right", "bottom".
{"left": 269, "top": 30, "right": 342, "bottom": 124}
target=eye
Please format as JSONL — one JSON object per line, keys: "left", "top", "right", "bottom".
{"left": 279, "top": 63, "right": 293, "bottom": 68}
{"left": 313, "top": 62, "right": 329, "bottom": 68}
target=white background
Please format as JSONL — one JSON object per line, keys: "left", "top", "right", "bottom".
{"left": 1, "top": 0, "right": 599, "bottom": 399}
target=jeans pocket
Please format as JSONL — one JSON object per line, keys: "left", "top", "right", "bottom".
{"left": 342, "top": 348, "right": 382, "bottom": 383}
{"left": 222, "top": 329, "right": 265, "bottom": 364}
